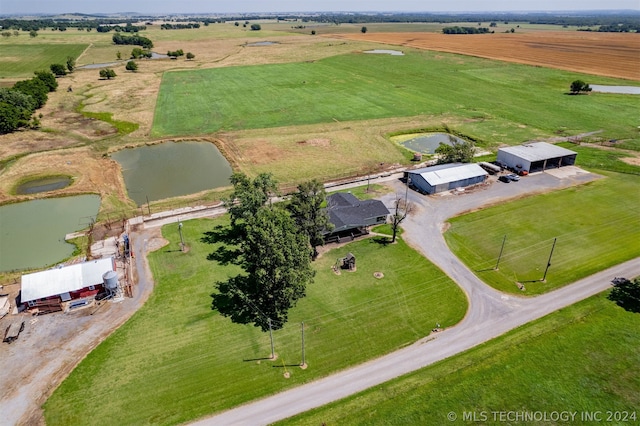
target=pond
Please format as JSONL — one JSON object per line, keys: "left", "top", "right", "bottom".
{"left": 15, "top": 176, "right": 72, "bottom": 195}
{"left": 392, "top": 133, "right": 466, "bottom": 154}
{"left": 111, "top": 141, "right": 233, "bottom": 206}
{"left": 0, "top": 195, "right": 101, "bottom": 272}
{"left": 364, "top": 49, "right": 404, "bottom": 56}
{"left": 590, "top": 85, "right": 640, "bottom": 95}
{"left": 246, "top": 41, "right": 278, "bottom": 46}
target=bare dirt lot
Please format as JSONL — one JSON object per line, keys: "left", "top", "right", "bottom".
{"left": 330, "top": 31, "right": 640, "bottom": 81}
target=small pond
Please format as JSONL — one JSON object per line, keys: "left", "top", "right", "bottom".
{"left": 392, "top": 133, "right": 466, "bottom": 154}
{"left": 0, "top": 195, "right": 101, "bottom": 272}
{"left": 16, "top": 176, "right": 72, "bottom": 195}
{"left": 590, "top": 85, "right": 640, "bottom": 95}
{"left": 364, "top": 49, "right": 404, "bottom": 56}
{"left": 111, "top": 141, "right": 233, "bottom": 206}
{"left": 246, "top": 41, "right": 278, "bottom": 46}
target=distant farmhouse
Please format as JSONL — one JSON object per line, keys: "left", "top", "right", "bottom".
{"left": 406, "top": 163, "right": 488, "bottom": 195}
{"left": 323, "top": 192, "right": 390, "bottom": 243}
{"left": 21, "top": 257, "right": 117, "bottom": 314}
{"left": 497, "top": 142, "right": 577, "bottom": 174}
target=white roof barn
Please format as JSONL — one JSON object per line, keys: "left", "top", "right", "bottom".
{"left": 407, "top": 163, "right": 488, "bottom": 194}
{"left": 21, "top": 258, "right": 115, "bottom": 303}
{"left": 497, "top": 142, "right": 577, "bottom": 173}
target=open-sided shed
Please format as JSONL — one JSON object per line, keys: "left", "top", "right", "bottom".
{"left": 407, "top": 163, "right": 488, "bottom": 194}
{"left": 497, "top": 142, "right": 577, "bottom": 174}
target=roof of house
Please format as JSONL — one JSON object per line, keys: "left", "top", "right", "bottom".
{"left": 325, "top": 193, "right": 390, "bottom": 233}
{"left": 498, "top": 142, "right": 577, "bottom": 162}
{"left": 408, "top": 163, "right": 487, "bottom": 186}
{"left": 21, "top": 258, "right": 115, "bottom": 303}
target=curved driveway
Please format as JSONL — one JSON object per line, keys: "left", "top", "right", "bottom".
{"left": 191, "top": 171, "right": 640, "bottom": 425}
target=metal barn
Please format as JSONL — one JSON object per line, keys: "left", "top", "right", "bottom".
{"left": 407, "top": 163, "right": 488, "bottom": 194}
{"left": 497, "top": 142, "right": 577, "bottom": 174}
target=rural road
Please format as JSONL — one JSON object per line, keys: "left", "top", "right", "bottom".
{"left": 189, "top": 170, "right": 640, "bottom": 425}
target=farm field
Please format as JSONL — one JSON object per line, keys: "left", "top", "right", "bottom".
{"left": 0, "top": 43, "right": 88, "bottom": 80}
{"left": 444, "top": 166, "right": 640, "bottom": 295}
{"left": 43, "top": 217, "right": 467, "bottom": 425}
{"left": 152, "top": 48, "right": 640, "bottom": 140}
{"left": 278, "top": 292, "right": 640, "bottom": 425}
{"left": 332, "top": 31, "right": 640, "bottom": 81}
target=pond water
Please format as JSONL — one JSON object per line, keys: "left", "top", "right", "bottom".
{"left": 111, "top": 141, "right": 233, "bottom": 206}
{"left": 0, "top": 195, "right": 101, "bottom": 272}
{"left": 590, "top": 85, "right": 640, "bottom": 95}
{"left": 394, "top": 133, "right": 465, "bottom": 154}
{"left": 246, "top": 41, "right": 278, "bottom": 46}
{"left": 16, "top": 176, "right": 72, "bottom": 195}
{"left": 364, "top": 49, "right": 404, "bottom": 56}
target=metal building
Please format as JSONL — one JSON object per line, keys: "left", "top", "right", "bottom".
{"left": 407, "top": 163, "right": 488, "bottom": 194}
{"left": 497, "top": 142, "right": 577, "bottom": 174}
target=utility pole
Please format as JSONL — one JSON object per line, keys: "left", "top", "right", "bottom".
{"left": 542, "top": 237, "right": 557, "bottom": 281}
{"left": 495, "top": 235, "right": 507, "bottom": 270}
{"left": 178, "top": 222, "right": 184, "bottom": 252}
{"left": 268, "top": 318, "right": 275, "bottom": 360}
{"left": 300, "top": 322, "right": 306, "bottom": 368}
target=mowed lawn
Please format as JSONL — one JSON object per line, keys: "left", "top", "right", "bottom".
{"left": 278, "top": 292, "right": 640, "bottom": 425}
{"left": 0, "top": 44, "right": 88, "bottom": 79}
{"left": 44, "top": 217, "right": 466, "bottom": 425}
{"left": 444, "top": 162, "right": 640, "bottom": 295}
{"left": 151, "top": 50, "right": 639, "bottom": 141}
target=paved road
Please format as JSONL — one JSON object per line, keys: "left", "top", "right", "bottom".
{"left": 190, "top": 170, "right": 640, "bottom": 425}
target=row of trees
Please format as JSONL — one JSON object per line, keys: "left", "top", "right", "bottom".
{"left": 112, "top": 33, "right": 153, "bottom": 49}
{"left": 442, "top": 26, "right": 491, "bottom": 34}
{"left": 0, "top": 70, "right": 58, "bottom": 133}
{"left": 212, "top": 173, "right": 331, "bottom": 332}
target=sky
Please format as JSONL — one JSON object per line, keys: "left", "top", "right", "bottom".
{"left": 1, "top": 0, "right": 638, "bottom": 15}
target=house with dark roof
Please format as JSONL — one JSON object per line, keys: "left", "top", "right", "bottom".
{"left": 323, "top": 192, "right": 390, "bottom": 242}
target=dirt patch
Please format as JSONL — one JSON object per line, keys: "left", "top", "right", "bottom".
{"left": 297, "top": 138, "right": 331, "bottom": 147}
{"left": 328, "top": 32, "right": 640, "bottom": 81}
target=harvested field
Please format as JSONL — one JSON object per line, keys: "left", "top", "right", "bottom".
{"left": 329, "top": 32, "right": 640, "bottom": 81}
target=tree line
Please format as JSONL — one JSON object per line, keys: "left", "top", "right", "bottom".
{"left": 442, "top": 26, "right": 491, "bottom": 34}
{"left": 112, "top": 33, "right": 153, "bottom": 49}
{"left": 0, "top": 70, "right": 58, "bottom": 133}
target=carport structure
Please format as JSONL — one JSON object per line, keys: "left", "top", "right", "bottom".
{"left": 497, "top": 142, "right": 577, "bottom": 174}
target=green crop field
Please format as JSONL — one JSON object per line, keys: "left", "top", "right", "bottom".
{"left": 278, "top": 292, "right": 640, "bottom": 425}
{"left": 151, "top": 50, "right": 639, "bottom": 144}
{"left": 444, "top": 151, "right": 640, "bottom": 295}
{"left": 44, "top": 217, "right": 466, "bottom": 425}
{"left": 0, "top": 44, "right": 88, "bottom": 79}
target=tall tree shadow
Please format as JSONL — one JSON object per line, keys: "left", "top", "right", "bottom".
{"left": 201, "top": 224, "right": 243, "bottom": 265}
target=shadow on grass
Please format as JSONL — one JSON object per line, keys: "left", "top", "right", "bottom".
{"left": 202, "top": 224, "right": 243, "bottom": 265}
{"left": 243, "top": 357, "right": 275, "bottom": 362}
{"left": 372, "top": 236, "right": 392, "bottom": 246}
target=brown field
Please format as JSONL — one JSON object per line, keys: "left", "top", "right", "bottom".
{"left": 329, "top": 31, "right": 640, "bottom": 81}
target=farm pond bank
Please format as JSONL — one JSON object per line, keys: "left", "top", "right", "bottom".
{"left": 0, "top": 195, "right": 100, "bottom": 272}
{"left": 111, "top": 141, "right": 232, "bottom": 206}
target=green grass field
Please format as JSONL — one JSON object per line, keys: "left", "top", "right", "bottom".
{"left": 444, "top": 163, "right": 640, "bottom": 295}
{"left": 0, "top": 43, "right": 88, "bottom": 79}
{"left": 151, "top": 49, "right": 639, "bottom": 144}
{"left": 277, "top": 292, "right": 640, "bottom": 425}
{"left": 43, "top": 216, "right": 466, "bottom": 425}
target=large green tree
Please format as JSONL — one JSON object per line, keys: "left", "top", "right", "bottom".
{"left": 288, "top": 179, "right": 332, "bottom": 258}
{"left": 12, "top": 78, "right": 48, "bottom": 108}
{"left": 224, "top": 172, "right": 279, "bottom": 228}
{"left": 435, "top": 137, "right": 475, "bottom": 164}
{"left": 570, "top": 80, "right": 592, "bottom": 94}
{"left": 212, "top": 206, "right": 314, "bottom": 331}
{"left": 99, "top": 68, "right": 117, "bottom": 79}
{"left": 34, "top": 70, "right": 58, "bottom": 92}
{"left": 50, "top": 63, "right": 67, "bottom": 76}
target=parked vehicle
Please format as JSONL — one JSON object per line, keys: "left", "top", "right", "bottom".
{"left": 506, "top": 173, "right": 520, "bottom": 181}
{"left": 498, "top": 175, "right": 511, "bottom": 183}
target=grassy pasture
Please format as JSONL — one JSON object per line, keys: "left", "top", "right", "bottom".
{"left": 278, "top": 292, "right": 640, "bottom": 425}
{"left": 0, "top": 43, "right": 88, "bottom": 79}
{"left": 444, "top": 167, "right": 640, "bottom": 295}
{"left": 152, "top": 49, "right": 639, "bottom": 144}
{"left": 43, "top": 216, "right": 466, "bottom": 425}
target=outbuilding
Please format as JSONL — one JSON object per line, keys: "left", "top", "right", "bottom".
{"left": 323, "top": 192, "right": 390, "bottom": 242}
{"left": 21, "top": 257, "right": 116, "bottom": 314}
{"left": 497, "top": 142, "right": 577, "bottom": 174}
{"left": 406, "top": 163, "right": 488, "bottom": 195}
